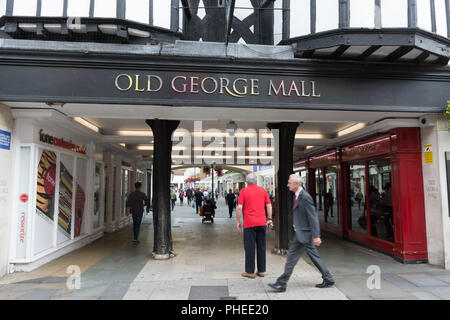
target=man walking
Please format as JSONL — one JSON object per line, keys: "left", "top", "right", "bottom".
{"left": 225, "top": 189, "right": 236, "bottom": 218}
{"left": 269, "top": 174, "right": 334, "bottom": 291}
{"left": 126, "top": 182, "right": 149, "bottom": 245}
{"left": 236, "top": 173, "right": 272, "bottom": 278}
{"left": 194, "top": 188, "right": 204, "bottom": 214}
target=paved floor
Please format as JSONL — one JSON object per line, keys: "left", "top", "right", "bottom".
{"left": 1, "top": 199, "right": 450, "bottom": 300}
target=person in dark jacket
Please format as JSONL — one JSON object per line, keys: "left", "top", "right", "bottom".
{"left": 126, "top": 182, "right": 149, "bottom": 244}
{"left": 225, "top": 189, "right": 236, "bottom": 218}
{"left": 194, "top": 189, "right": 204, "bottom": 214}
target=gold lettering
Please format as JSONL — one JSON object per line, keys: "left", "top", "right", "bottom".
{"left": 268, "top": 80, "right": 286, "bottom": 96}
{"left": 311, "top": 81, "right": 321, "bottom": 97}
{"left": 288, "top": 81, "right": 300, "bottom": 97}
{"left": 232, "top": 78, "right": 247, "bottom": 96}
{"left": 135, "top": 75, "right": 145, "bottom": 92}
{"left": 301, "top": 81, "right": 310, "bottom": 97}
{"left": 147, "top": 75, "right": 163, "bottom": 92}
{"left": 172, "top": 76, "right": 187, "bottom": 93}
{"left": 201, "top": 77, "right": 218, "bottom": 94}
{"left": 250, "top": 79, "right": 259, "bottom": 95}
{"left": 115, "top": 74, "right": 133, "bottom": 91}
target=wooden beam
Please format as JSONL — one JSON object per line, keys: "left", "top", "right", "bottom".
{"left": 339, "top": 0, "right": 350, "bottom": 28}
{"left": 408, "top": 0, "right": 417, "bottom": 28}
{"left": 6, "top": 0, "right": 14, "bottom": 16}
{"left": 116, "top": 0, "right": 126, "bottom": 19}
{"left": 282, "top": 0, "right": 290, "bottom": 40}
{"left": 226, "top": 0, "right": 236, "bottom": 45}
{"left": 310, "top": 0, "right": 316, "bottom": 34}
{"left": 180, "top": 0, "right": 192, "bottom": 20}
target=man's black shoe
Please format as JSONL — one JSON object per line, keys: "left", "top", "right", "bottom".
{"left": 268, "top": 283, "right": 286, "bottom": 292}
{"left": 315, "top": 280, "right": 335, "bottom": 288}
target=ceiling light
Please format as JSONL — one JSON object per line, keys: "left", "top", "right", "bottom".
{"left": 306, "top": 146, "right": 314, "bottom": 150}
{"left": 73, "top": 117, "right": 100, "bottom": 133}
{"left": 337, "top": 123, "right": 366, "bottom": 137}
{"left": 119, "top": 143, "right": 126, "bottom": 148}
{"left": 117, "top": 130, "right": 153, "bottom": 136}
{"left": 295, "top": 133, "right": 323, "bottom": 139}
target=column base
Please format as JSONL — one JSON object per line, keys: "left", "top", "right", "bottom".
{"left": 272, "top": 247, "right": 288, "bottom": 256}
{"left": 152, "top": 252, "right": 177, "bottom": 260}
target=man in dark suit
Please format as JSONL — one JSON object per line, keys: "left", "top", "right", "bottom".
{"left": 269, "top": 174, "right": 334, "bottom": 291}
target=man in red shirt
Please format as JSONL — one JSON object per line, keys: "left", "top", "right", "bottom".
{"left": 236, "top": 173, "right": 273, "bottom": 278}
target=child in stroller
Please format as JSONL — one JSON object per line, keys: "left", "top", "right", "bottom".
{"left": 200, "top": 199, "right": 217, "bottom": 224}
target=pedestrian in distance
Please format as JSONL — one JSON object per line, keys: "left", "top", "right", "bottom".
{"left": 236, "top": 173, "right": 273, "bottom": 279}
{"left": 225, "top": 189, "right": 236, "bottom": 218}
{"left": 126, "top": 182, "right": 149, "bottom": 245}
{"left": 269, "top": 174, "right": 335, "bottom": 292}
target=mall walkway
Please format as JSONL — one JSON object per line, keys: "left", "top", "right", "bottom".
{"left": 0, "top": 199, "right": 450, "bottom": 300}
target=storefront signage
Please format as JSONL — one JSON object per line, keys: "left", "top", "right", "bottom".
{"left": 0, "top": 129, "right": 11, "bottom": 150}
{"left": 424, "top": 145, "right": 433, "bottom": 164}
{"left": 309, "top": 151, "right": 337, "bottom": 168}
{"left": 114, "top": 74, "right": 321, "bottom": 99}
{"left": 341, "top": 135, "right": 391, "bottom": 162}
{"left": 39, "top": 130, "right": 86, "bottom": 155}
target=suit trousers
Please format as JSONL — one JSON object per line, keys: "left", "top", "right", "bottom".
{"left": 243, "top": 226, "right": 266, "bottom": 274}
{"left": 276, "top": 235, "right": 334, "bottom": 286}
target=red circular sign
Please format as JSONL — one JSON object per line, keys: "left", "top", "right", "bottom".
{"left": 20, "top": 194, "right": 28, "bottom": 203}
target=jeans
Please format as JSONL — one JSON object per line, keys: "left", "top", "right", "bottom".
{"left": 243, "top": 226, "right": 266, "bottom": 274}
{"left": 132, "top": 214, "right": 143, "bottom": 241}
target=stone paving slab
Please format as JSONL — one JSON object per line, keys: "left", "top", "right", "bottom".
{"left": 16, "top": 289, "right": 59, "bottom": 300}
{"left": 2, "top": 201, "right": 450, "bottom": 300}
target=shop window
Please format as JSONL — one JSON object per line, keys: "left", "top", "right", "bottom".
{"left": 349, "top": 163, "right": 367, "bottom": 234}
{"left": 104, "top": 164, "right": 108, "bottom": 224}
{"left": 368, "top": 158, "right": 394, "bottom": 242}
{"left": 122, "top": 169, "right": 129, "bottom": 217}
{"left": 315, "top": 168, "right": 324, "bottom": 222}
{"left": 57, "top": 154, "right": 74, "bottom": 245}
{"left": 75, "top": 158, "right": 87, "bottom": 238}
{"left": 34, "top": 149, "right": 57, "bottom": 255}
{"left": 112, "top": 165, "right": 116, "bottom": 221}
{"left": 324, "top": 165, "right": 338, "bottom": 225}
{"left": 93, "top": 163, "right": 102, "bottom": 229}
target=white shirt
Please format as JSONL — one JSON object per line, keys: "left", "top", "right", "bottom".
{"left": 294, "top": 186, "right": 303, "bottom": 203}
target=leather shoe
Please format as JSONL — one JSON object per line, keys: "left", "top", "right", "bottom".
{"left": 241, "top": 272, "right": 256, "bottom": 279}
{"left": 256, "top": 272, "right": 265, "bottom": 277}
{"left": 315, "top": 280, "right": 335, "bottom": 288}
{"left": 268, "top": 283, "right": 286, "bottom": 292}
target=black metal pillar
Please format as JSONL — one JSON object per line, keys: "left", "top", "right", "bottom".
{"left": 446, "top": 0, "right": 450, "bottom": 38}
{"left": 116, "top": 0, "right": 126, "bottom": 19}
{"left": 5, "top": 0, "right": 13, "bottom": 15}
{"left": 267, "top": 122, "right": 299, "bottom": 253}
{"left": 375, "top": 0, "right": 381, "bottom": 29}
{"left": 146, "top": 119, "right": 180, "bottom": 259}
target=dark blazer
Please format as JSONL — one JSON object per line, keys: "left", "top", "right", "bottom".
{"left": 292, "top": 188, "right": 320, "bottom": 244}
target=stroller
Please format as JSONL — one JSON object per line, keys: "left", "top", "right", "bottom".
{"left": 200, "top": 199, "right": 216, "bottom": 224}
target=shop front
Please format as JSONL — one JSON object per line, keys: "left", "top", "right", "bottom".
{"left": 8, "top": 110, "right": 145, "bottom": 271}
{"left": 295, "top": 128, "right": 427, "bottom": 263}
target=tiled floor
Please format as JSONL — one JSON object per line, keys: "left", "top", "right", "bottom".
{"left": 1, "top": 199, "right": 450, "bottom": 300}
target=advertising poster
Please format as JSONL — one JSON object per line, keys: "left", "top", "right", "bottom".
{"left": 74, "top": 184, "right": 85, "bottom": 237}
{"left": 36, "top": 150, "right": 57, "bottom": 220}
{"left": 58, "top": 162, "right": 73, "bottom": 235}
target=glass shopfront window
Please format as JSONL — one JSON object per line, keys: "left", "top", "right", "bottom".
{"left": 315, "top": 168, "right": 324, "bottom": 222}
{"left": 57, "top": 154, "right": 74, "bottom": 245}
{"left": 324, "top": 166, "right": 338, "bottom": 225}
{"left": 349, "top": 163, "right": 367, "bottom": 234}
{"left": 122, "top": 169, "right": 129, "bottom": 217}
{"left": 75, "top": 158, "right": 87, "bottom": 238}
{"left": 93, "top": 163, "right": 102, "bottom": 229}
{"left": 34, "top": 149, "right": 57, "bottom": 255}
{"left": 368, "top": 158, "right": 394, "bottom": 242}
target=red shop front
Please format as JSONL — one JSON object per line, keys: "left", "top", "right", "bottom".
{"left": 294, "top": 128, "right": 427, "bottom": 263}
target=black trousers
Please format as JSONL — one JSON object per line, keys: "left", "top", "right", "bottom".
{"left": 227, "top": 204, "right": 233, "bottom": 217}
{"left": 243, "top": 226, "right": 266, "bottom": 274}
{"left": 196, "top": 201, "right": 202, "bottom": 214}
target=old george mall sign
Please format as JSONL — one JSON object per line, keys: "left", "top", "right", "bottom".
{"left": 114, "top": 73, "right": 321, "bottom": 99}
